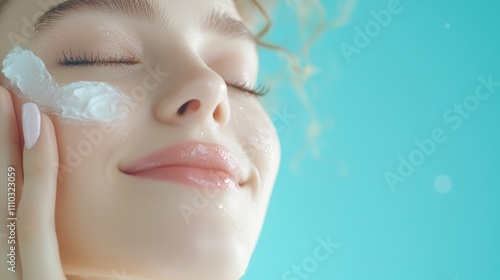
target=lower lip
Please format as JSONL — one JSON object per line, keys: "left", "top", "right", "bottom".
{"left": 128, "top": 166, "right": 240, "bottom": 189}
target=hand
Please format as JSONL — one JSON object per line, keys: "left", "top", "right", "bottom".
{"left": 0, "top": 86, "right": 66, "bottom": 280}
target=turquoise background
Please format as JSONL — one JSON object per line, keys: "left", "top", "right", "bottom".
{"left": 244, "top": 0, "right": 500, "bottom": 279}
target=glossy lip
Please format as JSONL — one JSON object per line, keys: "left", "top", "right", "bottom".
{"left": 120, "top": 142, "right": 243, "bottom": 189}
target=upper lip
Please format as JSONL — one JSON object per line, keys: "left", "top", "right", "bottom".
{"left": 120, "top": 141, "right": 243, "bottom": 183}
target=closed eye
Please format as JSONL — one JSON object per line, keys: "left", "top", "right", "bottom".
{"left": 227, "top": 82, "right": 270, "bottom": 97}
{"left": 56, "top": 50, "right": 270, "bottom": 96}
{"left": 56, "top": 49, "right": 141, "bottom": 68}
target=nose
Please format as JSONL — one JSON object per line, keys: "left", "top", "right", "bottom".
{"left": 154, "top": 64, "right": 231, "bottom": 126}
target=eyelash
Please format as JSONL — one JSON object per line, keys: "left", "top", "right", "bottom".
{"left": 229, "top": 82, "right": 269, "bottom": 97}
{"left": 56, "top": 50, "right": 270, "bottom": 97}
{"left": 57, "top": 50, "right": 140, "bottom": 68}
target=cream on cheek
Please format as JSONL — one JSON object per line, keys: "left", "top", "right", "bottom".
{"left": 1, "top": 46, "right": 131, "bottom": 124}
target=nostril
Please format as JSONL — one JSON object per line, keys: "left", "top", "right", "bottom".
{"left": 177, "top": 99, "right": 200, "bottom": 115}
{"left": 177, "top": 102, "right": 188, "bottom": 115}
{"left": 212, "top": 104, "right": 225, "bottom": 122}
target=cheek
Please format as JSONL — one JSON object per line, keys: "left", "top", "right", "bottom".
{"left": 9, "top": 94, "right": 128, "bottom": 264}
{"left": 52, "top": 121, "right": 135, "bottom": 266}
{"left": 232, "top": 101, "right": 281, "bottom": 186}
{"left": 57, "top": 124, "right": 111, "bottom": 171}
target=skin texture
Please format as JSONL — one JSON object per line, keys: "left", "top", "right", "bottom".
{"left": 0, "top": 0, "right": 281, "bottom": 279}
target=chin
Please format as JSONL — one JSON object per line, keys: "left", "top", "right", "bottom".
{"left": 56, "top": 179, "right": 263, "bottom": 280}
{"left": 142, "top": 215, "right": 256, "bottom": 280}
{"left": 59, "top": 215, "right": 257, "bottom": 280}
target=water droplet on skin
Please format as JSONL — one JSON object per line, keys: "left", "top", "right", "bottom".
{"left": 223, "top": 178, "right": 236, "bottom": 189}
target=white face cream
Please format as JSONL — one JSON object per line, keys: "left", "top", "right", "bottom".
{"left": 2, "top": 46, "right": 131, "bottom": 124}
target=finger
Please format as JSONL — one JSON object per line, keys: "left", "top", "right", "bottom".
{"left": 0, "top": 87, "right": 22, "bottom": 280}
{"left": 17, "top": 103, "right": 65, "bottom": 280}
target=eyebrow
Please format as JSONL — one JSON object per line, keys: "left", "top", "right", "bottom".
{"left": 34, "top": 0, "right": 157, "bottom": 32}
{"left": 33, "top": 0, "right": 256, "bottom": 43}
{"left": 204, "top": 9, "right": 255, "bottom": 42}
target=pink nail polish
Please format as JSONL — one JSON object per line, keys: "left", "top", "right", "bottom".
{"left": 22, "top": 103, "right": 41, "bottom": 150}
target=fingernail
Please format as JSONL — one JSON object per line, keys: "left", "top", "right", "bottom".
{"left": 22, "top": 103, "right": 41, "bottom": 150}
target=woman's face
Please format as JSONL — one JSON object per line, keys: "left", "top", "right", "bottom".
{"left": 0, "top": 0, "right": 280, "bottom": 279}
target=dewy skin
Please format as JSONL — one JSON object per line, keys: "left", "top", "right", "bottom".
{"left": 2, "top": 46, "right": 131, "bottom": 124}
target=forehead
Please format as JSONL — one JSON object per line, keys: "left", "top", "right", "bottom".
{"left": 4, "top": 0, "right": 246, "bottom": 32}
{"left": 0, "top": 0, "right": 257, "bottom": 60}
{"left": 18, "top": 0, "right": 238, "bottom": 13}
{"left": 15, "top": 0, "right": 253, "bottom": 43}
